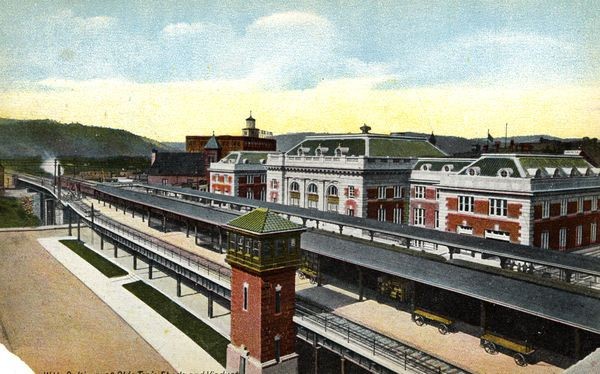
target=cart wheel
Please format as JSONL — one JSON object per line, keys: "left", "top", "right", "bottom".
{"left": 438, "top": 324, "right": 449, "bottom": 335}
{"left": 483, "top": 341, "right": 496, "bottom": 354}
{"left": 514, "top": 353, "right": 527, "bottom": 367}
{"left": 414, "top": 315, "right": 425, "bottom": 326}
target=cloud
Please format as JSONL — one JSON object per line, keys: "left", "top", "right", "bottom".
{"left": 248, "top": 11, "right": 331, "bottom": 31}
{"left": 53, "top": 9, "right": 116, "bottom": 32}
{"left": 457, "top": 31, "right": 574, "bottom": 51}
{"left": 162, "top": 22, "right": 231, "bottom": 37}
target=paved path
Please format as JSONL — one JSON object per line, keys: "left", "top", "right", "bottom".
{"left": 0, "top": 229, "right": 173, "bottom": 372}
{"left": 38, "top": 236, "right": 225, "bottom": 372}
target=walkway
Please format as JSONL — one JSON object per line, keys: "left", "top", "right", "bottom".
{"left": 0, "top": 229, "right": 173, "bottom": 372}
{"left": 38, "top": 236, "right": 224, "bottom": 372}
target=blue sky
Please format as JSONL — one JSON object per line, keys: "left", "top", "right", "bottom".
{"left": 1, "top": 1, "right": 598, "bottom": 89}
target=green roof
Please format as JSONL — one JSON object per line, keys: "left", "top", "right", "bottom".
{"left": 227, "top": 208, "right": 303, "bottom": 234}
{"left": 518, "top": 156, "right": 589, "bottom": 169}
{"left": 287, "top": 136, "right": 445, "bottom": 158}
{"left": 223, "top": 151, "right": 269, "bottom": 164}
{"left": 460, "top": 157, "right": 519, "bottom": 177}
{"left": 369, "top": 138, "right": 445, "bottom": 157}
{"left": 288, "top": 138, "right": 365, "bottom": 156}
{"left": 205, "top": 135, "right": 221, "bottom": 150}
{"left": 413, "top": 159, "right": 473, "bottom": 171}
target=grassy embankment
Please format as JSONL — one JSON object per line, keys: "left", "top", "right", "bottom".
{"left": 123, "top": 280, "right": 229, "bottom": 366}
{"left": 0, "top": 197, "right": 40, "bottom": 228}
{"left": 59, "top": 239, "right": 128, "bottom": 278}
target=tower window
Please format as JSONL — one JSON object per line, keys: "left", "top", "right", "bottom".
{"left": 275, "top": 285, "right": 282, "bottom": 314}
{"left": 242, "top": 283, "right": 248, "bottom": 311}
{"left": 274, "top": 335, "right": 281, "bottom": 362}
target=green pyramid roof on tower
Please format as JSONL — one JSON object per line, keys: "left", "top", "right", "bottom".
{"left": 227, "top": 208, "right": 303, "bottom": 234}
{"left": 205, "top": 134, "right": 221, "bottom": 150}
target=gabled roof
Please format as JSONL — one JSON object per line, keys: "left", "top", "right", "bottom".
{"left": 204, "top": 135, "right": 221, "bottom": 150}
{"left": 287, "top": 134, "right": 446, "bottom": 158}
{"left": 226, "top": 208, "right": 303, "bottom": 234}
{"left": 148, "top": 152, "right": 204, "bottom": 176}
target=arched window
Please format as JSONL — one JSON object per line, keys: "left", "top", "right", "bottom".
{"left": 290, "top": 182, "right": 300, "bottom": 191}
{"left": 327, "top": 185, "right": 338, "bottom": 196}
{"left": 307, "top": 183, "right": 318, "bottom": 194}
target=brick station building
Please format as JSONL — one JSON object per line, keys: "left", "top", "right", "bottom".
{"left": 412, "top": 154, "right": 600, "bottom": 252}
{"left": 265, "top": 126, "right": 446, "bottom": 221}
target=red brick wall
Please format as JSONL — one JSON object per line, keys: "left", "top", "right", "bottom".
{"left": 230, "top": 267, "right": 297, "bottom": 362}
{"left": 447, "top": 197, "right": 458, "bottom": 211}
{"left": 507, "top": 203, "right": 522, "bottom": 219}
{"left": 367, "top": 201, "right": 406, "bottom": 223}
{"left": 474, "top": 200, "right": 488, "bottom": 215}
{"left": 533, "top": 212, "right": 600, "bottom": 251}
{"left": 409, "top": 201, "right": 439, "bottom": 228}
{"left": 446, "top": 214, "right": 521, "bottom": 243}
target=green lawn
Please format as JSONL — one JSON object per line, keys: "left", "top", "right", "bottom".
{"left": 123, "top": 280, "right": 229, "bottom": 366}
{"left": 0, "top": 196, "right": 40, "bottom": 228}
{"left": 59, "top": 239, "right": 128, "bottom": 278}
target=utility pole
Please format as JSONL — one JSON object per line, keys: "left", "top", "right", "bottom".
{"left": 54, "top": 158, "right": 58, "bottom": 190}
{"left": 505, "top": 123, "right": 508, "bottom": 149}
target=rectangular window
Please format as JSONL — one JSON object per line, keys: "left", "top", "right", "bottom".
{"left": 593, "top": 196, "right": 598, "bottom": 212}
{"left": 260, "top": 189, "right": 266, "bottom": 201}
{"left": 378, "top": 186, "right": 386, "bottom": 199}
{"left": 542, "top": 201, "right": 550, "bottom": 218}
{"left": 560, "top": 199, "right": 568, "bottom": 216}
{"left": 413, "top": 208, "right": 425, "bottom": 226}
{"left": 436, "top": 189, "right": 440, "bottom": 200}
{"left": 274, "top": 339, "right": 281, "bottom": 362}
{"left": 577, "top": 197, "right": 584, "bottom": 213}
{"left": 489, "top": 199, "right": 508, "bottom": 217}
{"left": 414, "top": 186, "right": 425, "bottom": 199}
{"left": 327, "top": 202, "right": 338, "bottom": 212}
{"left": 261, "top": 174, "right": 266, "bottom": 183}
{"left": 307, "top": 199, "right": 318, "bottom": 209}
{"left": 243, "top": 284, "right": 248, "bottom": 311}
{"left": 559, "top": 228, "right": 567, "bottom": 250}
{"left": 458, "top": 196, "right": 474, "bottom": 212}
{"left": 393, "top": 207, "right": 402, "bottom": 224}
{"left": 377, "top": 206, "right": 386, "bottom": 221}
{"left": 576, "top": 225, "right": 583, "bottom": 246}
{"left": 275, "top": 289, "right": 281, "bottom": 314}
{"left": 592, "top": 222, "right": 597, "bottom": 243}
{"left": 394, "top": 186, "right": 403, "bottom": 198}
{"left": 541, "top": 231, "right": 549, "bottom": 249}
{"left": 290, "top": 197, "right": 300, "bottom": 206}
{"left": 348, "top": 186, "right": 355, "bottom": 198}
{"left": 346, "top": 208, "right": 355, "bottom": 216}
{"left": 246, "top": 189, "right": 253, "bottom": 199}
{"left": 162, "top": 178, "right": 168, "bottom": 185}
{"left": 434, "top": 210, "right": 439, "bottom": 228}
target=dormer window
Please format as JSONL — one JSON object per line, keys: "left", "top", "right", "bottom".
{"left": 335, "top": 148, "right": 341, "bottom": 156}
{"left": 467, "top": 167, "right": 481, "bottom": 176}
{"left": 442, "top": 164, "right": 454, "bottom": 172}
{"left": 498, "top": 168, "right": 513, "bottom": 178}
{"left": 420, "top": 163, "right": 432, "bottom": 171}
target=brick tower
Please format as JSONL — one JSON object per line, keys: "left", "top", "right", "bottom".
{"left": 224, "top": 208, "right": 305, "bottom": 374}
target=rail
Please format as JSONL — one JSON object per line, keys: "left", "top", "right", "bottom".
{"left": 69, "top": 199, "right": 232, "bottom": 284}
{"left": 295, "top": 299, "right": 467, "bottom": 374}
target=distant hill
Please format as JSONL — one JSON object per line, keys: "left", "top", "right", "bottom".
{"left": 0, "top": 118, "right": 174, "bottom": 158}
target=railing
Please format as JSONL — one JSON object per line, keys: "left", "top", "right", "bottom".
{"left": 295, "top": 300, "right": 467, "bottom": 374}
{"left": 69, "top": 200, "right": 231, "bottom": 283}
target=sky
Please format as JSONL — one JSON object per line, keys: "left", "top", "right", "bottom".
{"left": 0, "top": 1, "right": 599, "bottom": 141}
